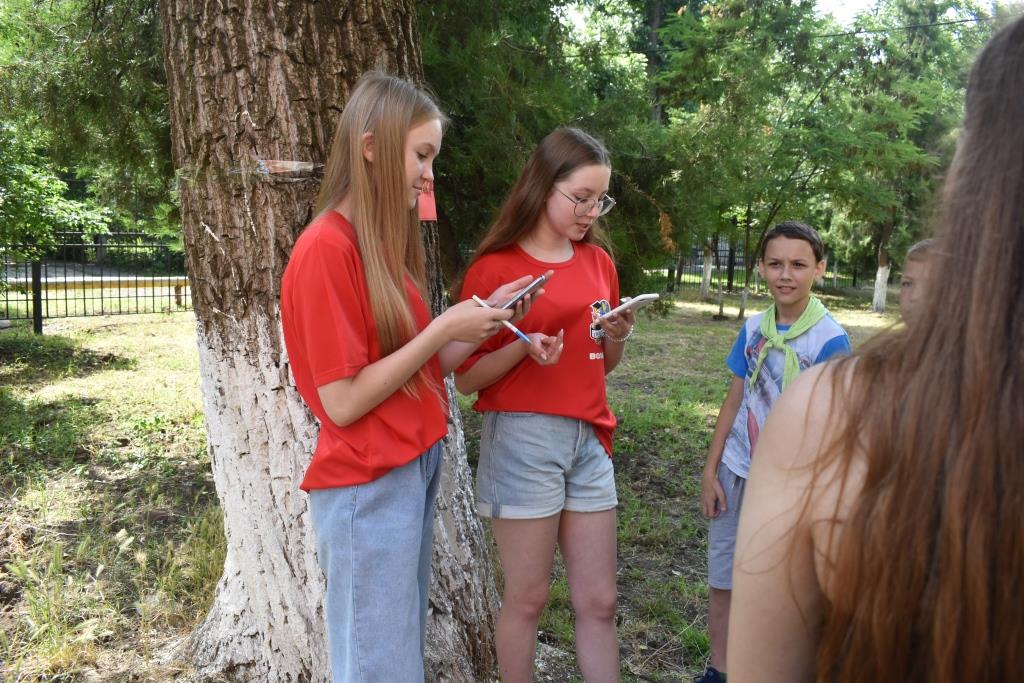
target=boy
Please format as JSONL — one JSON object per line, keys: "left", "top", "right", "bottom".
{"left": 899, "top": 238, "right": 935, "bottom": 326}
{"left": 696, "top": 221, "right": 851, "bottom": 683}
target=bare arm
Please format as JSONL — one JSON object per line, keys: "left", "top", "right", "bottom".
{"left": 317, "top": 299, "right": 511, "bottom": 426}
{"left": 455, "top": 330, "right": 564, "bottom": 395}
{"left": 728, "top": 365, "right": 832, "bottom": 682}
{"left": 454, "top": 339, "right": 530, "bottom": 394}
{"left": 701, "top": 375, "right": 745, "bottom": 518}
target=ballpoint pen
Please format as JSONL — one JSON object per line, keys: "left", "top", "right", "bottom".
{"left": 471, "top": 295, "right": 533, "bottom": 345}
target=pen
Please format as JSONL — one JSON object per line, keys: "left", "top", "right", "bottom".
{"left": 471, "top": 295, "right": 533, "bottom": 345}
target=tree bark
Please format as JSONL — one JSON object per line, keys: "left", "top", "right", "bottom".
{"left": 700, "top": 240, "right": 715, "bottom": 300}
{"left": 872, "top": 222, "right": 895, "bottom": 313}
{"left": 160, "top": 1, "right": 497, "bottom": 680}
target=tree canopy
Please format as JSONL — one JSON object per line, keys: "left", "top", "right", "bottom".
{"left": 1, "top": 0, "right": 1014, "bottom": 293}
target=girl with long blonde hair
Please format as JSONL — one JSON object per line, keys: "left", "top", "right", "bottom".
{"left": 280, "top": 71, "right": 537, "bottom": 682}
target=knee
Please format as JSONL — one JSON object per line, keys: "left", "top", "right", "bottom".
{"left": 572, "top": 585, "right": 617, "bottom": 622}
{"left": 503, "top": 582, "right": 551, "bottom": 621}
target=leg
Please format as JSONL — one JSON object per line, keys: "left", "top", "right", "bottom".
{"left": 705, "top": 462, "right": 746, "bottom": 677}
{"left": 708, "top": 587, "right": 731, "bottom": 671}
{"left": 559, "top": 509, "right": 620, "bottom": 683}
{"left": 309, "top": 450, "right": 437, "bottom": 683}
{"left": 491, "top": 515, "right": 562, "bottom": 683}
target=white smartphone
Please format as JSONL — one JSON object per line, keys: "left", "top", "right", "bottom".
{"left": 499, "top": 274, "right": 549, "bottom": 310}
{"left": 600, "top": 293, "right": 660, "bottom": 318}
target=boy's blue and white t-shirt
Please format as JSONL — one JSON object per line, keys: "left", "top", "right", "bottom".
{"left": 721, "top": 310, "right": 851, "bottom": 479}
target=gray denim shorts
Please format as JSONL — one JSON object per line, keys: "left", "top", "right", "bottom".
{"left": 476, "top": 411, "right": 618, "bottom": 519}
{"left": 708, "top": 461, "right": 747, "bottom": 590}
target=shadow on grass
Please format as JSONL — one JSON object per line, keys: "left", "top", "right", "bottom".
{"left": 0, "top": 389, "right": 110, "bottom": 490}
{"left": 0, "top": 329, "right": 136, "bottom": 388}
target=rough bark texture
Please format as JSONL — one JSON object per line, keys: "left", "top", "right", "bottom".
{"left": 160, "top": 1, "right": 497, "bottom": 679}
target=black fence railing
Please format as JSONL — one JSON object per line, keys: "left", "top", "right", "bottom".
{"left": 659, "top": 243, "right": 863, "bottom": 293}
{"left": 1, "top": 231, "right": 191, "bottom": 333}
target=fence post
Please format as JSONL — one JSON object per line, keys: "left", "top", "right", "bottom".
{"left": 31, "top": 260, "right": 43, "bottom": 334}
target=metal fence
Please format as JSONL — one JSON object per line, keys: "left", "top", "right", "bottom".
{"left": 659, "top": 241, "right": 864, "bottom": 293}
{"left": 1, "top": 231, "right": 191, "bottom": 333}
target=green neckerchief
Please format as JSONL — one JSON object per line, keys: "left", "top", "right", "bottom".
{"left": 749, "top": 296, "right": 827, "bottom": 391}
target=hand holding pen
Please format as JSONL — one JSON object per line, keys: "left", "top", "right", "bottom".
{"left": 471, "top": 294, "right": 563, "bottom": 365}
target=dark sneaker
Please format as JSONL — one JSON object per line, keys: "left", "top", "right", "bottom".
{"left": 693, "top": 666, "right": 726, "bottom": 683}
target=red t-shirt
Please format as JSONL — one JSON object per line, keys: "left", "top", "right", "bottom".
{"left": 280, "top": 211, "right": 447, "bottom": 490}
{"left": 457, "top": 243, "right": 619, "bottom": 454}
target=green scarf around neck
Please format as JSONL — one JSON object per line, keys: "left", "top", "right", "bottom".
{"left": 749, "top": 296, "right": 827, "bottom": 391}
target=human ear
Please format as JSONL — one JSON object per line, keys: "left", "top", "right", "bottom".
{"left": 814, "top": 259, "right": 827, "bottom": 280}
{"left": 361, "top": 132, "right": 375, "bottom": 163}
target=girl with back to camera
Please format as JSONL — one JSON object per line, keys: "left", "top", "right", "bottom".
{"left": 280, "top": 71, "right": 542, "bottom": 682}
{"left": 455, "top": 127, "right": 634, "bottom": 683}
{"left": 727, "top": 18, "right": 1024, "bottom": 682}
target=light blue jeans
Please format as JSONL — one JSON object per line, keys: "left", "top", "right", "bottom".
{"left": 309, "top": 439, "right": 444, "bottom": 682}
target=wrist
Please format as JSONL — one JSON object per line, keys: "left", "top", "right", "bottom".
{"left": 605, "top": 324, "right": 634, "bottom": 344}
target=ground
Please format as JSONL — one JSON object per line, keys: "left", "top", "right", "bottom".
{"left": 0, "top": 288, "right": 898, "bottom": 682}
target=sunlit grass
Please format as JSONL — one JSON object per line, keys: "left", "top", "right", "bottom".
{"left": 0, "top": 313, "right": 220, "bottom": 681}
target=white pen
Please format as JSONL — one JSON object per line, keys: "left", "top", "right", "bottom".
{"left": 471, "top": 295, "right": 533, "bottom": 345}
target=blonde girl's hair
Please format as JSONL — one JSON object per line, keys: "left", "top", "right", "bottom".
{"left": 315, "top": 72, "right": 445, "bottom": 394}
{"left": 460, "top": 127, "right": 614, "bottom": 292}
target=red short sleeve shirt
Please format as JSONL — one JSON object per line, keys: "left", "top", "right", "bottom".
{"left": 280, "top": 211, "right": 447, "bottom": 490}
{"left": 457, "top": 243, "right": 619, "bottom": 455}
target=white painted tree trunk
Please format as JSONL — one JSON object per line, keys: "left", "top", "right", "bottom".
{"left": 737, "top": 287, "right": 748, "bottom": 320}
{"left": 700, "top": 244, "right": 714, "bottom": 300}
{"left": 873, "top": 264, "right": 890, "bottom": 313}
{"left": 161, "top": 1, "right": 499, "bottom": 680}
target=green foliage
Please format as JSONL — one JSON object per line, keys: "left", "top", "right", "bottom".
{"left": 0, "top": 121, "right": 110, "bottom": 259}
{"left": 0, "top": 0, "right": 173, "bottom": 236}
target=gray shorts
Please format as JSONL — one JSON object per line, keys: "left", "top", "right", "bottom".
{"left": 476, "top": 411, "right": 618, "bottom": 519}
{"left": 708, "top": 461, "right": 747, "bottom": 590}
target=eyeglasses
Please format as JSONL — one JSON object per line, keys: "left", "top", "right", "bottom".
{"left": 554, "top": 187, "right": 616, "bottom": 217}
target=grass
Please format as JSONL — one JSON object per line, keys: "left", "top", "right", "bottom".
{"left": 0, "top": 313, "right": 221, "bottom": 681}
{"left": 0, "top": 288, "right": 899, "bottom": 681}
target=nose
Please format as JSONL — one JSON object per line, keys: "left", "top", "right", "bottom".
{"left": 422, "top": 160, "right": 434, "bottom": 182}
{"left": 583, "top": 200, "right": 600, "bottom": 218}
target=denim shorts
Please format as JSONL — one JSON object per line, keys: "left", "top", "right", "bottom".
{"left": 476, "top": 411, "right": 618, "bottom": 519}
{"left": 708, "top": 461, "right": 747, "bottom": 590}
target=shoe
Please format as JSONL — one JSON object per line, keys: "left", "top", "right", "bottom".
{"left": 693, "top": 666, "right": 726, "bottom": 683}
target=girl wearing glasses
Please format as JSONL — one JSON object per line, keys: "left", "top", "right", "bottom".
{"left": 455, "top": 127, "right": 630, "bottom": 683}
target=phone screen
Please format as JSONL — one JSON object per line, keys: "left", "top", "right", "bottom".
{"left": 500, "top": 274, "right": 548, "bottom": 310}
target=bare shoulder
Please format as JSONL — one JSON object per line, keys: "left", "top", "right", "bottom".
{"left": 753, "top": 361, "right": 846, "bottom": 470}
{"left": 752, "top": 359, "right": 862, "bottom": 596}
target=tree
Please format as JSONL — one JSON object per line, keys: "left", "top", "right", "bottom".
{"left": 1, "top": 0, "right": 173, "bottom": 236}
{"left": 823, "top": 0, "right": 992, "bottom": 312}
{"left": 160, "top": 1, "right": 496, "bottom": 679}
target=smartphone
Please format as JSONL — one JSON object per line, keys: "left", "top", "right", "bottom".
{"left": 499, "top": 274, "right": 549, "bottom": 310}
{"left": 600, "top": 293, "right": 660, "bottom": 318}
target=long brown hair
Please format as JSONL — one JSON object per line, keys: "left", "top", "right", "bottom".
{"left": 463, "top": 127, "right": 614, "bottom": 279}
{"left": 315, "top": 72, "right": 445, "bottom": 392}
{"left": 812, "top": 18, "right": 1024, "bottom": 681}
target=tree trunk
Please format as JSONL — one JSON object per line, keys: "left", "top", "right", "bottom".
{"left": 160, "top": 1, "right": 497, "bottom": 680}
{"left": 700, "top": 241, "right": 715, "bottom": 300}
{"left": 872, "top": 222, "right": 895, "bottom": 313}
{"left": 737, "top": 212, "right": 753, "bottom": 320}
{"left": 873, "top": 261, "right": 891, "bottom": 313}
